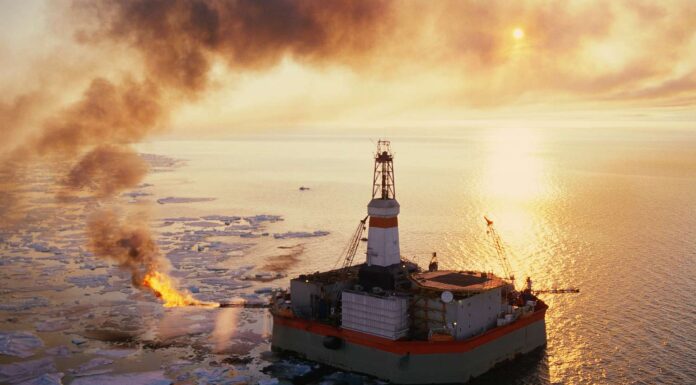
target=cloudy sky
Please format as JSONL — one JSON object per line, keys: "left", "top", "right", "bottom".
{"left": 1, "top": 0, "right": 695, "bottom": 146}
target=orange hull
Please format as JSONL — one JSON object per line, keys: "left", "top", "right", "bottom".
{"left": 273, "top": 301, "right": 547, "bottom": 355}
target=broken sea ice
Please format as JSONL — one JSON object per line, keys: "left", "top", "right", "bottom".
{"left": 0, "top": 331, "right": 44, "bottom": 358}
{"left": 156, "top": 197, "right": 216, "bottom": 204}
{"left": 69, "top": 357, "right": 114, "bottom": 377}
{"left": 70, "top": 370, "right": 173, "bottom": 385}
{"left": 273, "top": 230, "right": 329, "bottom": 239}
{"left": 0, "top": 357, "right": 57, "bottom": 384}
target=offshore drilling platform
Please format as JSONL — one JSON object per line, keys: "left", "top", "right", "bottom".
{"left": 270, "top": 140, "right": 550, "bottom": 384}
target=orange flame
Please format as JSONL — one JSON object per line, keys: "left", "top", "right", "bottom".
{"left": 143, "top": 271, "right": 218, "bottom": 308}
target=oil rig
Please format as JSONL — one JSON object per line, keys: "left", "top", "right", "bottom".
{"left": 270, "top": 140, "right": 571, "bottom": 384}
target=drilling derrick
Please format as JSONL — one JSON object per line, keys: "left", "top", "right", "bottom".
{"left": 272, "top": 140, "right": 554, "bottom": 384}
{"left": 372, "top": 140, "right": 396, "bottom": 199}
{"left": 366, "top": 140, "right": 401, "bottom": 267}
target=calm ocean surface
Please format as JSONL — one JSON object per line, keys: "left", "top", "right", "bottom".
{"left": 137, "top": 127, "right": 696, "bottom": 384}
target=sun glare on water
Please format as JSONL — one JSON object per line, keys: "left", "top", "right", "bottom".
{"left": 143, "top": 271, "right": 219, "bottom": 308}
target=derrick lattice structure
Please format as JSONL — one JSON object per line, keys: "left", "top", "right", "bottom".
{"left": 372, "top": 140, "right": 395, "bottom": 200}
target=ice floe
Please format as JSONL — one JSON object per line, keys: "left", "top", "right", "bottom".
{"left": 70, "top": 357, "right": 114, "bottom": 377}
{"left": 184, "top": 221, "right": 222, "bottom": 228}
{"left": 0, "top": 357, "right": 56, "bottom": 384}
{"left": 70, "top": 370, "right": 172, "bottom": 385}
{"left": 273, "top": 230, "right": 330, "bottom": 239}
{"left": 28, "top": 243, "right": 51, "bottom": 253}
{"left": 0, "top": 297, "right": 50, "bottom": 312}
{"left": 161, "top": 216, "right": 199, "bottom": 222}
{"left": 241, "top": 272, "right": 286, "bottom": 282}
{"left": 201, "top": 215, "right": 241, "bottom": 223}
{"left": 139, "top": 153, "right": 186, "bottom": 171}
{"left": 17, "top": 372, "right": 64, "bottom": 385}
{"left": 262, "top": 359, "right": 313, "bottom": 379}
{"left": 67, "top": 274, "right": 110, "bottom": 288}
{"left": 45, "top": 345, "right": 72, "bottom": 357}
{"left": 90, "top": 348, "right": 138, "bottom": 358}
{"left": 122, "top": 191, "right": 153, "bottom": 198}
{"left": 1, "top": 284, "right": 71, "bottom": 294}
{"left": 0, "top": 331, "right": 44, "bottom": 358}
{"left": 35, "top": 319, "right": 71, "bottom": 332}
{"left": 156, "top": 197, "right": 216, "bottom": 204}
{"left": 190, "top": 367, "right": 244, "bottom": 385}
{"left": 244, "top": 215, "right": 283, "bottom": 226}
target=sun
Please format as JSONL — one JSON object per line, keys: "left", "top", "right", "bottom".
{"left": 512, "top": 27, "right": 525, "bottom": 40}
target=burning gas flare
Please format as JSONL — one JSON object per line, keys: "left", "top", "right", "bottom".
{"left": 143, "top": 271, "right": 218, "bottom": 308}
{"left": 88, "top": 209, "right": 218, "bottom": 308}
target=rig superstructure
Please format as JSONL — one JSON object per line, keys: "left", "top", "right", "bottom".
{"left": 270, "top": 140, "right": 549, "bottom": 384}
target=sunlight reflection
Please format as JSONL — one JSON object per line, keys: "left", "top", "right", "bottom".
{"left": 479, "top": 127, "right": 551, "bottom": 283}
{"left": 482, "top": 127, "right": 546, "bottom": 202}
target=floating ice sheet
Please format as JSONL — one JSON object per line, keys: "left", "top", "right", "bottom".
{"left": 140, "top": 153, "right": 185, "bottom": 170}
{"left": 0, "top": 357, "right": 56, "bottom": 384}
{"left": 191, "top": 367, "right": 242, "bottom": 385}
{"left": 70, "top": 357, "right": 114, "bottom": 377}
{"left": 0, "top": 284, "right": 71, "bottom": 294}
{"left": 70, "top": 370, "right": 172, "bottom": 385}
{"left": 157, "top": 197, "right": 216, "bottom": 204}
{"left": 28, "top": 243, "right": 51, "bottom": 253}
{"left": 67, "top": 274, "right": 110, "bottom": 288}
{"left": 201, "top": 215, "right": 241, "bottom": 223}
{"left": 184, "top": 221, "right": 222, "bottom": 228}
{"left": 35, "top": 319, "right": 71, "bottom": 332}
{"left": 273, "top": 230, "right": 330, "bottom": 239}
{"left": 0, "top": 331, "right": 44, "bottom": 358}
{"left": 17, "top": 372, "right": 64, "bottom": 385}
{"left": 90, "top": 348, "right": 138, "bottom": 358}
{"left": 161, "top": 217, "right": 199, "bottom": 222}
{"left": 122, "top": 191, "right": 152, "bottom": 198}
{"left": 262, "top": 360, "right": 313, "bottom": 379}
{"left": 45, "top": 345, "right": 72, "bottom": 357}
{"left": 244, "top": 215, "right": 283, "bottom": 226}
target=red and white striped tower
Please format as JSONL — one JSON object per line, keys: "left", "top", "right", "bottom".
{"left": 366, "top": 140, "right": 401, "bottom": 267}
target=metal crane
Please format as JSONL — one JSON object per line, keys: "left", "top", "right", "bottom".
{"left": 484, "top": 216, "right": 515, "bottom": 285}
{"left": 338, "top": 215, "right": 369, "bottom": 270}
{"left": 484, "top": 216, "right": 580, "bottom": 296}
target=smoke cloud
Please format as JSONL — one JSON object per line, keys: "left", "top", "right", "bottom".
{"left": 1, "top": 0, "right": 695, "bottom": 298}
{"left": 1, "top": 0, "right": 395, "bottom": 304}
{"left": 78, "top": 0, "right": 391, "bottom": 92}
{"left": 2, "top": 0, "right": 394, "bottom": 203}
{"left": 33, "top": 78, "right": 163, "bottom": 155}
{"left": 87, "top": 209, "right": 162, "bottom": 288}
{"left": 63, "top": 145, "right": 148, "bottom": 198}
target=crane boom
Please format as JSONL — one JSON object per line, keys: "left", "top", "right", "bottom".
{"left": 484, "top": 216, "right": 515, "bottom": 284}
{"left": 340, "top": 216, "right": 369, "bottom": 270}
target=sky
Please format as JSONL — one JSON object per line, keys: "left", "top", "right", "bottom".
{"left": 1, "top": 0, "right": 695, "bottom": 147}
